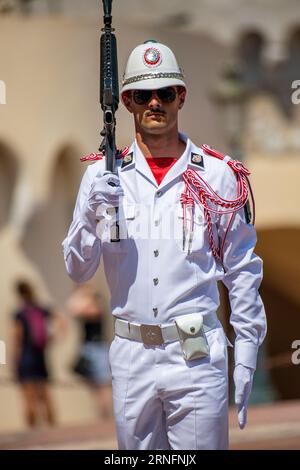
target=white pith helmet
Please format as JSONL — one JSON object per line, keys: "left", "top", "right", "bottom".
{"left": 121, "top": 40, "right": 186, "bottom": 93}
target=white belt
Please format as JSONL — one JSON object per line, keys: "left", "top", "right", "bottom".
{"left": 114, "top": 313, "right": 218, "bottom": 346}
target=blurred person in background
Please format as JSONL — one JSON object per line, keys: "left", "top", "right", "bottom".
{"left": 66, "top": 284, "right": 112, "bottom": 420}
{"left": 11, "top": 280, "right": 60, "bottom": 428}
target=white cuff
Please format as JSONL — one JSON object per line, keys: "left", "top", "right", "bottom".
{"left": 234, "top": 341, "right": 258, "bottom": 370}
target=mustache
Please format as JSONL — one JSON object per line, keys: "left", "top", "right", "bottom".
{"left": 146, "top": 108, "right": 166, "bottom": 116}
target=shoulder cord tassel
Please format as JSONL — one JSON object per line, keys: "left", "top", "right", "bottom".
{"left": 180, "top": 189, "right": 195, "bottom": 254}
{"left": 181, "top": 153, "right": 255, "bottom": 263}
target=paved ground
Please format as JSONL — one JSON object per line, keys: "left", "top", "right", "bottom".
{"left": 0, "top": 401, "right": 300, "bottom": 450}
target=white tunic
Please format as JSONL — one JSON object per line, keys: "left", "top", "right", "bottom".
{"left": 62, "top": 133, "right": 266, "bottom": 371}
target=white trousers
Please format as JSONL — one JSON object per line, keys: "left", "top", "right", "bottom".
{"left": 109, "top": 326, "right": 229, "bottom": 450}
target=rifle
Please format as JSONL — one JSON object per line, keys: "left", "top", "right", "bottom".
{"left": 100, "top": 0, "right": 120, "bottom": 241}
{"left": 99, "top": 0, "right": 119, "bottom": 174}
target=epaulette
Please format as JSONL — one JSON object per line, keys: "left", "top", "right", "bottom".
{"left": 80, "top": 146, "right": 130, "bottom": 163}
{"left": 80, "top": 153, "right": 103, "bottom": 162}
{"left": 118, "top": 146, "right": 130, "bottom": 159}
{"left": 201, "top": 144, "right": 226, "bottom": 161}
{"left": 201, "top": 144, "right": 250, "bottom": 174}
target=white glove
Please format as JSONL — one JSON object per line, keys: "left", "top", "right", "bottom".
{"left": 80, "top": 172, "right": 124, "bottom": 237}
{"left": 88, "top": 171, "right": 124, "bottom": 209}
{"left": 233, "top": 364, "right": 255, "bottom": 429}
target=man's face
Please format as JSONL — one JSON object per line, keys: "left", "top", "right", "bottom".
{"left": 122, "top": 86, "right": 186, "bottom": 135}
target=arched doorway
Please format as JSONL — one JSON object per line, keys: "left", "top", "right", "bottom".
{"left": 21, "top": 145, "right": 84, "bottom": 305}
{"left": 236, "top": 30, "right": 266, "bottom": 90}
{"left": 0, "top": 141, "right": 18, "bottom": 231}
{"left": 257, "top": 227, "right": 300, "bottom": 400}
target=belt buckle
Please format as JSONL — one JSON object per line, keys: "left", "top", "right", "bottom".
{"left": 140, "top": 324, "right": 164, "bottom": 346}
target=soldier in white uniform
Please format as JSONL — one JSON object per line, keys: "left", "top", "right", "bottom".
{"left": 62, "top": 41, "right": 266, "bottom": 450}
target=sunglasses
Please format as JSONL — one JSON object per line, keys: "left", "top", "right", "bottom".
{"left": 132, "top": 87, "right": 178, "bottom": 105}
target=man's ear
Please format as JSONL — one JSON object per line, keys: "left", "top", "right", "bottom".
{"left": 177, "top": 86, "right": 187, "bottom": 110}
{"left": 121, "top": 91, "right": 134, "bottom": 113}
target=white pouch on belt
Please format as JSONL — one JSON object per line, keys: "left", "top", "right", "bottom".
{"left": 175, "top": 313, "right": 209, "bottom": 361}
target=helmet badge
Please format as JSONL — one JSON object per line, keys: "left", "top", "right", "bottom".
{"left": 143, "top": 47, "right": 161, "bottom": 68}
